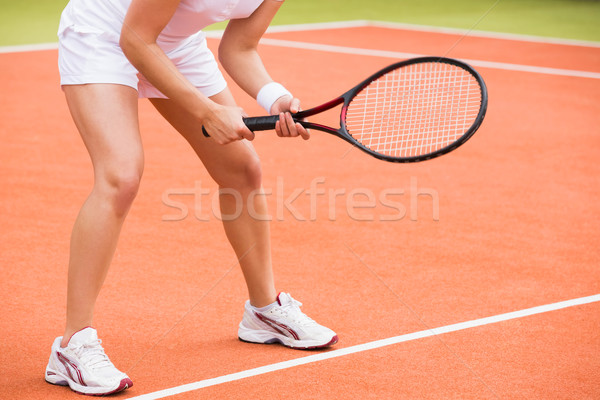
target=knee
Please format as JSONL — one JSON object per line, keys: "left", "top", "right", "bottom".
{"left": 241, "top": 155, "right": 263, "bottom": 191}
{"left": 96, "top": 166, "right": 143, "bottom": 217}
{"left": 218, "top": 153, "right": 263, "bottom": 193}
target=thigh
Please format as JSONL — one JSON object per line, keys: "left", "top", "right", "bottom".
{"left": 150, "top": 88, "right": 260, "bottom": 188}
{"left": 64, "top": 84, "right": 144, "bottom": 178}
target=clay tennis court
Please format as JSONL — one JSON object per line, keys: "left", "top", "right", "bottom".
{"left": 1, "top": 22, "right": 599, "bottom": 399}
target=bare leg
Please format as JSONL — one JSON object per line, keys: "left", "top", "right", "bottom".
{"left": 61, "top": 84, "right": 143, "bottom": 346}
{"left": 150, "top": 88, "right": 276, "bottom": 307}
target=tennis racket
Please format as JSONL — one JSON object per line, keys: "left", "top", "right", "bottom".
{"left": 206, "top": 56, "right": 488, "bottom": 163}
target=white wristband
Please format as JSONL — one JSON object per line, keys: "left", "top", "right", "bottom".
{"left": 256, "top": 82, "right": 292, "bottom": 114}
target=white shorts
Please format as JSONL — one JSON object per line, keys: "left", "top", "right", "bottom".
{"left": 58, "top": 25, "right": 227, "bottom": 99}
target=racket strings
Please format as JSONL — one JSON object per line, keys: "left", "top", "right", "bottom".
{"left": 345, "top": 61, "right": 482, "bottom": 158}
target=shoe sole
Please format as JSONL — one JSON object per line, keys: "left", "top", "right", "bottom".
{"left": 239, "top": 333, "right": 339, "bottom": 350}
{"left": 46, "top": 368, "right": 133, "bottom": 396}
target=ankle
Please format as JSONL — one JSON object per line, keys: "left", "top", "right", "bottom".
{"left": 60, "top": 336, "right": 71, "bottom": 348}
{"left": 61, "top": 325, "right": 93, "bottom": 347}
{"left": 249, "top": 292, "right": 278, "bottom": 309}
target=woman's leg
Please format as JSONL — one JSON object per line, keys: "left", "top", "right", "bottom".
{"left": 150, "top": 88, "right": 276, "bottom": 308}
{"left": 152, "top": 88, "right": 338, "bottom": 349}
{"left": 61, "top": 83, "right": 144, "bottom": 346}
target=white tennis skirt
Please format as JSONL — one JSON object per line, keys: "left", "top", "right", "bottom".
{"left": 57, "top": 5, "right": 227, "bottom": 99}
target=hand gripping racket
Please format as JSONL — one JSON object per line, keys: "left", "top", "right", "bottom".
{"left": 206, "top": 57, "right": 488, "bottom": 163}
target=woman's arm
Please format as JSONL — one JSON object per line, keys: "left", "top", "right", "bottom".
{"left": 218, "top": 0, "right": 281, "bottom": 99}
{"left": 120, "top": 0, "right": 253, "bottom": 143}
{"left": 219, "top": 0, "right": 309, "bottom": 139}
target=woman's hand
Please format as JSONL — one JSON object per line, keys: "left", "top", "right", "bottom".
{"left": 203, "top": 104, "right": 255, "bottom": 145}
{"left": 271, "top": 95, "right": 310, "bottom": 140}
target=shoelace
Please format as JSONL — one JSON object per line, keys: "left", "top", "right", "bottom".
{"left": 71, "top": 339, "right": 114, "bottom": 371}
{"left": 277, "top": 296, "right": 320, "bottom": 327}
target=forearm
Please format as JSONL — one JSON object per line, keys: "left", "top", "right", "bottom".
{"left": 219, "top": 47, "right": 272, "bottom": 99}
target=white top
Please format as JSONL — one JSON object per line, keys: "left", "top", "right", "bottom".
{"left": 162, "top": 0, "right": 265, "bottom": 40}
{"left": 59, "top": 0, "right": 265, "bottom": 51}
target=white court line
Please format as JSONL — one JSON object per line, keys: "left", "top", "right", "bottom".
{"left": 3, "top": 19, "right": 599, "bottom": 54}
{"left": 4, "top": 37, "right": 599, "bottom": 80}
{"left": 7, "top": 37, "right": 600, "bottom": 79}
{"left": 217, "top": 19, "right": 600, "bottom": 48}
{"left": 0, "top": 42, "right": 58, "bottom": 54}
{"left": 2, "top": 21, "right": 599, "bottom": 79}
{"left": 362, "top": 20, "right": 600, "bottom": 48}
{"left": 125, "top": 294, "right": 600, "bottom": 400}
{"left": 257, "top": 38, "right": 600, "bottom": 80}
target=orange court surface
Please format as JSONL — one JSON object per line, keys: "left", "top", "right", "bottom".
{"left": 1, "top": 22, "right": 599, "bottom": 399}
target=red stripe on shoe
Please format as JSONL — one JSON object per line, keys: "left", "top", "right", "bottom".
{"left": 57, "top": 351, "right": 87, "bottom": 386}
{"left": 255, "top": 312, "right": 300, "bottom": 340}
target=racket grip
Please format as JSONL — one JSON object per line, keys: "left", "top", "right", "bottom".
{"left": 243, "top": 116, "right": 279, "bottom": 132}
{"left": 202, "top": 116, "right": 279, "bottom": 138}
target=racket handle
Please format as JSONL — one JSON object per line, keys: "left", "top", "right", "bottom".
{"left": 201, "top": 115, "right": 279, "bottom": 138}
{"left": 243, "top": 116, "right": 279, "bottom": 132}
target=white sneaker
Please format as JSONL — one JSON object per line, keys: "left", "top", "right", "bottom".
{"left": 238, "top": 292, "right": 338, "bottom": 349}
{"left": 45, "top": 327, "right": 133, "bottom": 396}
